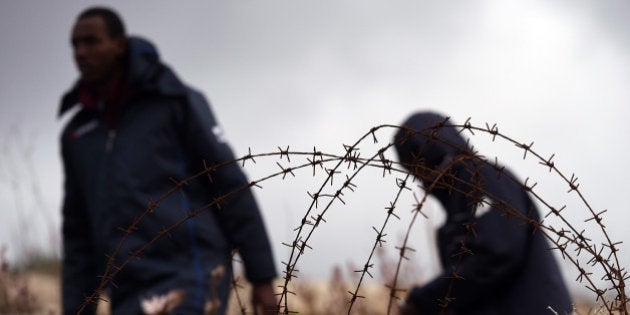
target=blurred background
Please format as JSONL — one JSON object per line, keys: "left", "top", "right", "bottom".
{"left": 1, "top": 0, "right": 628, "bottom": 303}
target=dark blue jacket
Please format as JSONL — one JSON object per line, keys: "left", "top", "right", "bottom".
{"left": 59, "top": 37, "right": 276, "bottom": 315}
{"left": 394, "top": 112, "right": 572, "bottom": 315}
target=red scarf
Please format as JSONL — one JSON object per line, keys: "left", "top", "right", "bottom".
{"left": 77, "top": 78, "right": 131, "bottom": 128}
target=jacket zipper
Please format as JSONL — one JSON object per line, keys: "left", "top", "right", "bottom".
{"left": 106, "top": 129, "right": 117, "bottom": 152}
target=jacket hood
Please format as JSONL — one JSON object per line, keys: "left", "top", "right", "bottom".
{"left": 124, "top": 36, "right": 186, "bottom": 95}
{"left": 394, "top": 111, "right": 470, "bottom": 168}
{"left": 126, "top": 36, "right": 161, "bottom": 87}
{"left": 59, "top": 36, "right": 186, "bottom": 117}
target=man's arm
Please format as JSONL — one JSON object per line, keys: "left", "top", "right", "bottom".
{"left": 406, "top": 164, "right": 531, "bottom": 314}
{"left": 406, "top": 212, "right": 529, "bottom": 314}
{"left": 181, "top": 89, "right": 277, "bottom": 284}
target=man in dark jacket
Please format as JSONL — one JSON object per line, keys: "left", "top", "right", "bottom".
{"left": 59, "top": 7, "right": 277, "bottom": 315}
{"left": 394, "top": 112, "right": 572, "bottom": 315}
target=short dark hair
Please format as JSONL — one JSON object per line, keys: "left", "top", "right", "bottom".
{"left": 77, "top": 7, "right": 126, "bottom": 39}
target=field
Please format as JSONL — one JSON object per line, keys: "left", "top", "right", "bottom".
{"left": 0, "top": 262, "right": 601, "bottom": 315}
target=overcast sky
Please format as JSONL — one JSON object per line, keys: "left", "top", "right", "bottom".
{"left": 1, "top": 0, "right": 629, "bottom": 299}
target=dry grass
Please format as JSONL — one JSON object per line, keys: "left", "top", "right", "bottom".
{"left": 23, "top": 271, "right": 61, "bottom": 314}
{"left": 0, "top": 265, "right": 599, "bottom": 315}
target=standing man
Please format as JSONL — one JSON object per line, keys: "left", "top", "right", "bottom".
{"left": 393, "top": 112, "right": 572, "bottom": 315}
{"left": 59, "top": 7, "right": 277, "bottom": 315}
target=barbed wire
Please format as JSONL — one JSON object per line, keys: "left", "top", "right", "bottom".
{"left": 76, "top": 119, "right": 626, "bottom": 315}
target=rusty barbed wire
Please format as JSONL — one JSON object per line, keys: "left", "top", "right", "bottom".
{"left": 75, "top": 119, "right": 626, "bottom": 315}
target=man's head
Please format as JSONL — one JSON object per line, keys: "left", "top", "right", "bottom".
{"left": 394, "top": 112, "right": 470, "bottom": 184}
{"left": 71, "top": 7, "right": 127, "bottom": 85}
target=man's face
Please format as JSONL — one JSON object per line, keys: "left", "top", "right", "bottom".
{"left": 71, "top": 16, "right": 125, "bottom": 85}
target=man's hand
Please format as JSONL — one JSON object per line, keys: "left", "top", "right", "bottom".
{"left": 398, "top": 300, "right": 421, "bottom": 315}
{"left": 252, "top": 281, "right": 278, "bottom": 315}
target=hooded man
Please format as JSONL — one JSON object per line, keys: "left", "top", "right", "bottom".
{"left": 394, "top": 112, "right": 572, "bottom": 315}
{"left": 59, "top": 7, "right": 277, "bottom": 315}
